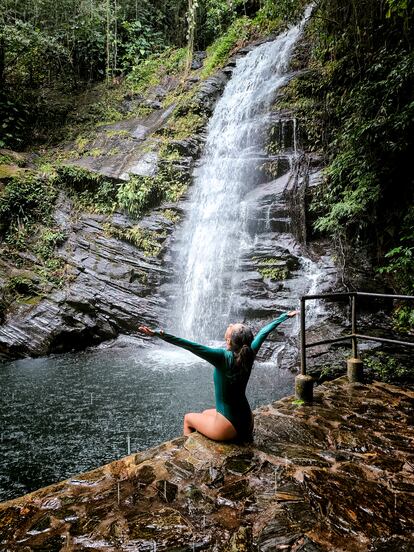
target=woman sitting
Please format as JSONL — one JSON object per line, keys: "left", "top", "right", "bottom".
{"left": 138, "top": 310, "right": 298, "bottom": 442}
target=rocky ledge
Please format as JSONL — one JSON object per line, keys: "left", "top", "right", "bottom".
{"left": 1, "top": 377, "right": 413, "bottom": 551}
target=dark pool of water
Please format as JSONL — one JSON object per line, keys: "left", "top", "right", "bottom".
{"left": 0, "top": 336, "right": 295, "bottom": 502}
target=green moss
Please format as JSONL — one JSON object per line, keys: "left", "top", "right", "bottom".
{"left": 89, "top": 148, "right": 104, "bottom": 157}
{"left": 259, "top": 266, "right": 289, "bottom": 280}
{"left": 0, "top": 164, "right": 22, "bottom": 179}
{"left": 127, "top": 48, "right": 188, "bottom": 94}
{"left": 104, "top": 223, "right": 166, "bottom": 257}
{"left": 19, "top": 295, "right": 43, "bottom": 306}
{"left": 75, "top": 136, "right": 90, "bottom": 151}
{"left": 53, "top": 81, "right": 141, "bottom": 143}
{"left": 201, "top": 15, "right": 282, "bottom": 77}
{"left": 162, "top": 209, "right": 180, "bottom": 223}
{"left": 202, "top": 17, "right": 253, "bottom": 77}
{"left": 0, "top": 172, "right": 58, "bottom": 235}
{"left": 166, "top": 112, "right": 208, "bottom": 140}
{"left": 163, "top": 85, "right": 201, "bottom": 120}
{"left": 254, "top": 257, "right": 290, "bottom": 281}
{"left": 105, "top": 129, "right": 130, "bottom": 138}
{"left": 55, "top": 165, "right": 118, "bottom": 214}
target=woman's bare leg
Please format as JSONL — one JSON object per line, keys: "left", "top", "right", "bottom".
{"left": 183, "top": 408, "right": 216, "bottom": 434}
{"left": 202, "top": 408, "right": 217, "bottom": 416}
{"left": 183, "top": 411, "right": 237, "bottom": 440}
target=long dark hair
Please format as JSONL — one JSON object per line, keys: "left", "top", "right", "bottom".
{"left": 229, "top": 323, "right": 254, "bottom": 377}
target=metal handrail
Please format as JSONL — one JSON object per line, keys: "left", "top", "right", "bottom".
{"left": 300, "top": 291, "right": 414, "bottom": 376}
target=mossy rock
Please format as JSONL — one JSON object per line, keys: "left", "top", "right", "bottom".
{"left": 104, "top": 223, "right": 167, "bottom": 257}
{"left": 162, "top": 209, "right": 181, "bottom": 223}
{"left": 6, "top": 270, "right": 41, "bottom": 297}
{"left": 0, "top": 148, "right": 30, "bottom": 166}
{"left": 254, "top": 257, "right": 289, "bottom": 281}
{"left": 259, "top": 265, "right": 290, "bottom": 280}
{"left": 253, "top": 254, "right": 299, "bottom": 281}
{"left": 0, "top": 164, "right": 24, "bottom": 180}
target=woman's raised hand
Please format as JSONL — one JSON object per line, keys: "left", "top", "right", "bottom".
{"left": 138, "top": 325, "right": 155, "bottom": 336}
{"left": 287, "top": 310, "right": 299, "bottom": 317}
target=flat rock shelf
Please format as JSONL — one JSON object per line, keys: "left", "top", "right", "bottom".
{"left": 1, "top": 378, "right": 413, "bottom": 551}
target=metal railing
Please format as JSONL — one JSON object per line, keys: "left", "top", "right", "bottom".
{"left": 300, "top": 291, "right": 414, "bottom": 378}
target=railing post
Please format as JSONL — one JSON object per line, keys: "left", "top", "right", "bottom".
{"left": 347, "top": 293, "right": 364, "bottom": 383}
{"left": 351, "top": 294, "right": 358, "bottom": 359}
{"left": 300, "top": 296, "right": 306, "bottom": 376}
{"left": 295, "top": 297, "right": 314, "bottom": 402}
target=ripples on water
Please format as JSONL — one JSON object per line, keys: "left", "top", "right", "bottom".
{"left": 0, "top": 337, "right": 294, "bottom": 501}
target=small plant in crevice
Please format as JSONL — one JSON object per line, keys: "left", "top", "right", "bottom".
{"left": 162, "top": 209, "right": 181, "bottom": 223}
{"left": 117, "top": 175, "right": 165, "bottom": 218}
{"left": 291, "top": 399, "right": 305, "bottom": 406}
{"left": 103, "top": 223, "right": 166, "bottom": 258}
{"left": 6, "top": 276, "right": 38, "bottom": 297}
{"left": 55, "top": 165, "right": 118, "bottom": 214}
{"left": 0, "top": 172, "right": 58, "bottom": 236}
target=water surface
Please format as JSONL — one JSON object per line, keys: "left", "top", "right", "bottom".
{"left": 0, "top": 337, "right": 295, "bottom": 501}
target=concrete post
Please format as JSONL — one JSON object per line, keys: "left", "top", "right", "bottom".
{"left": 347, "top": 357, "right": 364, "bottom": 383}
{"left": 295, "top": 374, "right": 314, "bottom": 403}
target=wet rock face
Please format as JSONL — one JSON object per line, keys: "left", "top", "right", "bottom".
{"left": 1, "top": 378, "right": 413, "bottom": 551}
{"left": 0, "top": 204, "right": 179, "bottom": 358}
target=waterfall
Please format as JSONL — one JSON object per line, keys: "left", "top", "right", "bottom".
{"left": 171, "top": 8, "right": 313, "bottom": 341}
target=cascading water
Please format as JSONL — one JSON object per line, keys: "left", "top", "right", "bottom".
{"left": 172, "top": 8, "right": 313, "bottom": 341}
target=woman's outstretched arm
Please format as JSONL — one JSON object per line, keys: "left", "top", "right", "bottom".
{"left": 250, "top": 311, "right": 298, "bottom": 355}
{"left": 138, "top": 326, "right": 225, "bottom": 367}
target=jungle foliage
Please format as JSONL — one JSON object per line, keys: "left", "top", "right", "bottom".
{"left": 0, "top": 0, "right": 299, "bottom": 147}
{"left": 282, "top": 0, "right": 414, "bottom": 297}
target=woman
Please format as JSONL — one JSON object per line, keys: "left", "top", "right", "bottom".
{"left": 138, "top": 310, "right": 298, "bottom": 442}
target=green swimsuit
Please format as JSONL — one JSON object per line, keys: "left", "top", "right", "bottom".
{"left": 155, "top": 313, "right": 289, "bottom": 441}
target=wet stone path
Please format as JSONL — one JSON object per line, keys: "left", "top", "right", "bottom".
{"left": 1, "top": 377, "right": 413, "bottom": 551}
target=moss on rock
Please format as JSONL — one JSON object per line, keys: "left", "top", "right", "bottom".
{"left": 104, "top": 223, "right": 167, "bottom": 257}
{"left": 254, "top": 257, "right": 291, "bottom": 281}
